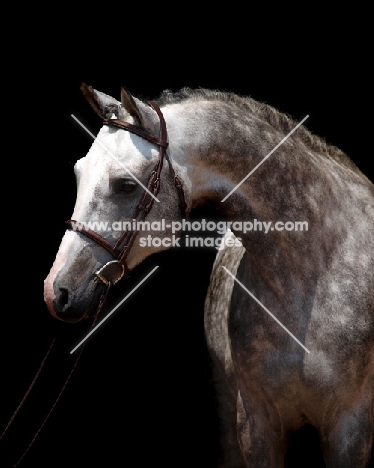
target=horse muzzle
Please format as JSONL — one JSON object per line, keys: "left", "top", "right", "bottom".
{"left": 44, "top": 273, "right": 107, "bottom": 323}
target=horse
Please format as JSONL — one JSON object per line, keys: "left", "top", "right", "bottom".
{"left": 44, "top": 83, "right": 374, "bottom": 467}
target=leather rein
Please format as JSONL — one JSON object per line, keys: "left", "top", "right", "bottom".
{"left": 66, "top": 100, "right": 187, "bottom": 294}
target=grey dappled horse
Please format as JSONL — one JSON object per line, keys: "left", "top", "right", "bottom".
{"left": 44, "top": 85, "right": 374, "bottom": 467}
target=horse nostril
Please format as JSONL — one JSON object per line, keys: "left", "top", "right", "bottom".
{"left": 59, "top": 288, "right": 69, "bottom": 306}
{"left": 56, "top": 287, "right": 72, "bottom": 312}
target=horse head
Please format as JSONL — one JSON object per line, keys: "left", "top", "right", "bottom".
{"left": 44, "top": 84, "right": 188, "bottom": 323}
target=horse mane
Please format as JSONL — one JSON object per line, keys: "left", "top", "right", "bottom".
{"left": 156, "top": 87, "right": 364, "bottom": 178}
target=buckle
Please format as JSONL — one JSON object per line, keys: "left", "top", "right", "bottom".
{"left": 95, "top": 260, "right": 125, "bottom": 285}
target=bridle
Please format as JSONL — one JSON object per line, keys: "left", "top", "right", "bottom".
{"left": 1, "top": 100, "right": 188, "bottom": 466}
{"left": 66, "top": 100, "right": 187, "bottom": 304}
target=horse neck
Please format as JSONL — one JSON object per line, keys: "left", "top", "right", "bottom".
{"left": 165, "top": 99, "right": 372, "bottom": 282}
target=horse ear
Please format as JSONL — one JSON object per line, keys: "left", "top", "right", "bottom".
{"left": 120, "top": 85, "right": 144, "bottom": 125}
{"left": 80, "top": 82, "right": 121, "bottom": 119}
{"left": 120, "top": 85, "right": 159, "bottom": 130}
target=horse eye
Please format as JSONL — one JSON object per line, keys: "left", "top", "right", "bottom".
{"left": 120, "top": 180, "right": 137, "bottom": 193}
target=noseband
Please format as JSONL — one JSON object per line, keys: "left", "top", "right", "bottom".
{"left": 66, "top": 100, "right": 187, "bottom": 291}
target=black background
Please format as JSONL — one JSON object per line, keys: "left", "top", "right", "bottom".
{"left": 2, "top": 9, "right": 373, "bottom": 468}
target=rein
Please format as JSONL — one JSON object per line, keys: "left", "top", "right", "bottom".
{"left": 2, "top": 101, "right": 186, "bottom": 465}
{"left": 0, "top": 286, "right": 111, "bottom": 467}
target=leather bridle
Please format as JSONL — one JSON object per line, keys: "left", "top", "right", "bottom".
{"left": 1, "top": 100, "right": 189, "bottom": 465}
{"left": 66, "top": 100, "right": 187, "bottom": 303}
